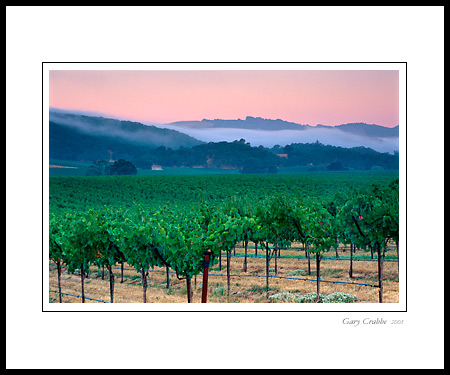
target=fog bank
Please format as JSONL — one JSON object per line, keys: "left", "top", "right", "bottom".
{"left": 156, "top": 124, "right": 399, "bottom": 154}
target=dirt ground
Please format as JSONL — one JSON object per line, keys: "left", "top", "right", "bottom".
{"left": 48, "top": 242, "right": 399, "bottom": 304}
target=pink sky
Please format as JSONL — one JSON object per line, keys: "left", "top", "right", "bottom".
{"left": 49, "top": 70, "right": 399, "bottom": 127}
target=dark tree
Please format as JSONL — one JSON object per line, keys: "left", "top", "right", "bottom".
{"left": 107, "top": 159, "right": 137, "bottom": 175}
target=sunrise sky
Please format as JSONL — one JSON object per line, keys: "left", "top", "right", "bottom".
{"left": 49, "top": 69, "right": 399, "bottom": 127}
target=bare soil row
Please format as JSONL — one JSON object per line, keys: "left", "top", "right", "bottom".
{"left": 49, "top": 243, "right": 399, "bottom": 304}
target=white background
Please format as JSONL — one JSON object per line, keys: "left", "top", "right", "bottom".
{"left": 6, "top": 6, "right": 444, "bottom": 369}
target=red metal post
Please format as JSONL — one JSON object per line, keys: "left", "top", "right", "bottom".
{"left": 201, "top": 250, "right": 211, "bottom": 303}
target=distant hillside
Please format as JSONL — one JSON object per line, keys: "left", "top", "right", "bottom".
{"left": 48, "top": 111, "right": 399, "bottom": 172}
{"left": 167, "top": 116, "right": 399, "bottom": 137}
{"left": 168, "top": 116, "right": 309, "bottom": 131}
{"left": 317, "top": 122, "right": 399, "bottom": 138}
{"left": 49, "top": 111, "right": 204, "bottom": 164}
{"left": 280, "top": 141, "right": 399, "bottom": 170}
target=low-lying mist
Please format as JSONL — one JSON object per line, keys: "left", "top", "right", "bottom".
{"left": 49, "top": 109, "right": 399, "bottom": 154}
{"left": 156, "top": 124, "right": 399, "bottom": 154}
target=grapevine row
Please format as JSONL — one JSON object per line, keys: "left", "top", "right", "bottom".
{"left": 49, "top": 179, "right": 399, "bottom": 303}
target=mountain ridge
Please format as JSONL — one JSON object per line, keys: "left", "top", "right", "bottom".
{"left": 166, "top": 116, "right": 399, "bottom": 138}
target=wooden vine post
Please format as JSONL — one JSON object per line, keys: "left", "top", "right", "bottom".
{"left": 377, "top": 243, "right": 384, "bottom": 303}
{"left": 243, "top": 240, "right": 248, "bottom": 272}
{"left": 80, "top": 264, "right": 86, "bottom": 303}
{"left": 316, "top": 253, "right": 321, "bottom": 303}
{"left": 349, "top": 244, "right": 353, "bottom": 278}
{"left": 186, "top": 276, "right": 192, "bottom": 303}
{"left": 265, "top": 242, "right": 270, "bottom": 299}
{"left": 226, "top": 248, "right": 231, "bottom": 297}
{"left": 56, "top": 257, "right": 63, "bottom": 303}
{"left": 108, "top": 265, "right": 114, "bottom": 303}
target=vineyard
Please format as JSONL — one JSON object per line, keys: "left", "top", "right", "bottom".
{"left": 49, "top": 243, "right": 400, "bottom": 304}
{"left": 49, "top": 171, "right": 399, "bottom": 304}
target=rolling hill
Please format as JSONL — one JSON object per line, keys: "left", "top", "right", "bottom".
{"left": 49, "top": 111, "right": 204, "bottom": 164}
{"left": 48, "top": 110, "right": 399, "bottom": 172}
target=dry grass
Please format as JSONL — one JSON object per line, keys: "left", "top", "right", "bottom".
{"left": 48, "top": 242, "right": 399, "bottom": 304}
